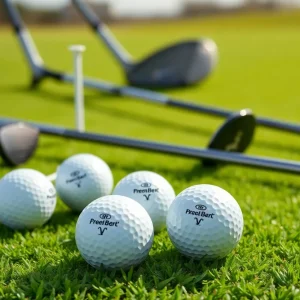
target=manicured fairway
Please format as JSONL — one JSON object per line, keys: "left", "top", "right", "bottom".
{"left": 1, "top": 10, "right": 300, "bottom": 299}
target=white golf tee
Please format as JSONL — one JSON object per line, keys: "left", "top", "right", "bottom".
{"left": 69, "top": 45, "right": 86, "bottom": 132}
{"left": 47, "top": 173, "right": 57, "bottom": 182}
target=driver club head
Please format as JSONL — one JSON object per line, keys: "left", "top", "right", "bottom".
{"left": 203, "top": 109, "right": 256, "bottom": 167}
{"left": 127, "top": 39, "right": 218, "bottom": 88}
{"left": 0, "top": 122, "right": 39, "bottom": 166}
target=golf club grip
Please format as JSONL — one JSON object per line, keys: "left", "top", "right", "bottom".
{"left": 1, "top": 118, "right": 300, "bottom": 174}
{"left": 72, "top": 0, "right": 99, "bottom": 30}
{"left": 3, "top": 0, "right": 24, "bottom": 31}
{"left": 72, "top": 0, "right": 133, "bottom": 69}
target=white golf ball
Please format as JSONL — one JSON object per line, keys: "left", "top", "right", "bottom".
{"left": 0, "top": 169, "right": 56, "bottom": 229}
{"left": 56, "top": 153, "right": 113, "bottom": 212}
{"left": 113, "top": 171, "right": 175, "bottom": 232}
{"left": 75, "top": 195, "right": 154, "bottom": 269}
{"left": 167, "top": 184, "right": 243, "bottom": 259}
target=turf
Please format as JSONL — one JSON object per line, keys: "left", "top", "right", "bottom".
{"left": 1, "top": 9, "right": 300, "bottom": 299}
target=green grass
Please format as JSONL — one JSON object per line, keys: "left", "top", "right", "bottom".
{"left": 1, "top": 9, "right": 300, "bottom": 299}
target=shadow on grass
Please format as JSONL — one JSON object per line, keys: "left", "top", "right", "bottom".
{"left": 6, "top": 85, "right": 213, "bottom": 138}
{"left": 0, "top": 210, "right": 78, "bottom": 242}
{"left": 192, "top": 164, "right": 300, "bottom": 190}
{"left": 255, "top": 138, "right": 300, "bottom": 155}
{"left": 47, "top": 210, "right": 78, "bottom": 228}
{"left": 0, "top": 225, "right": 19, "bottom": 240}
{"left": 146, "top": 247, "right": 226, "bottom": 289}
{"left": 87, "top": 101, "right": 213, "bottom": 137}
{"left": 10, "top": 241, "right": 226, "bottom": 297}
{"left": 37, "top": 139, "right": 61, "bottom": 148}
{"left": 0, "top": 161, "right": 14, "bottom": 168}
{"left": 34, "top": 153, "right": 67, "bottom": 165}
{"left": 124, "top": 80, "right": 206, "bottom": 93}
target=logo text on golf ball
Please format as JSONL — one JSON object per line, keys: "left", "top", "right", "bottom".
{"left": 186, "top": 209, "right": 214, "bottom": 218}
{"left": 47, "top": 188, "right": 56, "bottom": 199}
{"left": 71, "top": 171, "right": 80, "bottom": 177}
{"left": 89, "top": 218, "right": 119, "bottom": 227}
{"left": 99, "top": 213, "right": 111, "bottom": 219}
{"left": 65, "top": 171, "right": 87, "bottom": 188}
{"left": 195, "top": 204, "right": 207, "bottom": 210}
{"left": 90, "top": 216, "right": 119, "bottom": 236}
{"left": 185, "top": 206, "right": 215, "bottom": 226}
{"left": 133, "top": 187, "right": 159, "bottom": 194}
{"left": 133, "top": 186, "right": 159, "bottom": 201}
{"left": 194, "top": 218, "right": 204, "bottom": 225}
{"left": 98, "top": 227, "right": 107, "bottom": 235}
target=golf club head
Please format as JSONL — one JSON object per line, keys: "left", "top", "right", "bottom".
{"left": 127, "top": 39, "right": 218, "bottom": 88}
{"left": 203, "top": 109, "right": 256, "bottom": 167}
{"left": 0, "top": 123, "right": 39, "bottom": 166}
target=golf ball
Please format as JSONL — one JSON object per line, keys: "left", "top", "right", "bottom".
{"left": 56, "top": 153, "right": 113, "bottom": 211}
{"left": 0, "top": 169, "right": 56, "bottom": 229}
{"left": 75, "top": 195, "right": 154, "bottom": 269}
{"left": 113, "top": 171, "right": 175, "bottom": 232}
{"left": 167, "top": 184, "right": 243, "bottom": 259}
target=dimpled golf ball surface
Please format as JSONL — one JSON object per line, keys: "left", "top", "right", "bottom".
{"left": 0, "top": 169, "right": 56, "bottom": 229}
{"left": 167, "top": 184, "right": 243, "bottom": 259}
{"left": 76, "top": 195, "right": 154, "bottom": 269}
{"left": 113, "top": 171, "right": 175, "bottom": 232}
{"left": 56, "top": 153, "right": 113, "bottom": 211}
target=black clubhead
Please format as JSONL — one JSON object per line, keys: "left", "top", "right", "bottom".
{"left": 203, "top": 109, "right": 256, "bottom": 167}
{"left": 127, "top": 39, "right": 218, "bottom": 88}
{"left": 0, "top": 123, "right": 39, "bottom": 166}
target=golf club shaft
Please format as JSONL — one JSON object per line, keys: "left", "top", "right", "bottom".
{"left": 0, "top": 117, "right": 300, "bottom": 174}
{"left": 72, "top": 0, "right": 133, "bottom": 70}
{"left": 61, "top": 74, "right": 300, "bottom": 134}
{"left": 3, "top": 0, "right": 45, "bottom": 73}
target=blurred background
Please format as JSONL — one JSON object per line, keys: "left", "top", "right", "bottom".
{"left": 1, "top": 0, "right": 299, "bottom": 23}
{"left": 0, "top": 0, "right": 299, "bottom": 166}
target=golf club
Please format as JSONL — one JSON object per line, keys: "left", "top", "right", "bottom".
{"left": 0, "top": 110, "right": 256, "bottom": 166}
{"left": 0, "top": 116, "right": 300, "bottom": 174}
{"left": 0, "top": 123, "right": 39, "bottom": 166}
{"left": 4, "top": 0, "right": 300, "bottom": 136}
{"left": 33, "top": 110, "right": 255, "bottom": 180}
{"left": 72, "top": 0, "right": 218, "bottom": 88}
